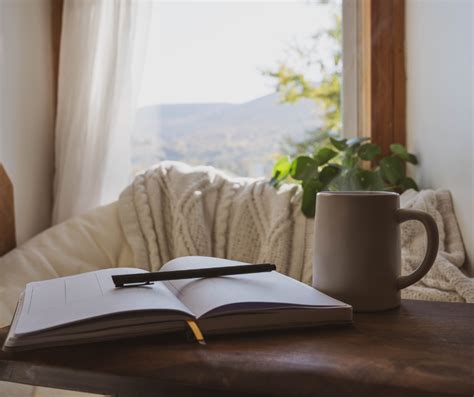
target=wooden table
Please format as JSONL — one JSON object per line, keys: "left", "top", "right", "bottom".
{"left": 0, "top": 300, "right": 473, "bottom": 397}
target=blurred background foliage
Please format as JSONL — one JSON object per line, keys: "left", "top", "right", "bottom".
{"left": 266, "top": 1, "right": 418, "bottom": 217}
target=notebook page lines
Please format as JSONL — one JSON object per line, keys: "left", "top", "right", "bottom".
{"left": 27, "top": 273, "right": 107, "bottom": 314}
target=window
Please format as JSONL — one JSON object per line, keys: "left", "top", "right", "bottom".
{"left": 132, "top": 0, "right": 343, "bottom": 177}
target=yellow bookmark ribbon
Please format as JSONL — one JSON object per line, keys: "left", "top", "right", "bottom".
{"left": 186, "top": 320, "right": 206, "bottom": 345}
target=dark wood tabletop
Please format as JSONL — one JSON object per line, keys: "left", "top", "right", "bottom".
{"left": 0, "top": 299, "right": 473, "bottom": 397}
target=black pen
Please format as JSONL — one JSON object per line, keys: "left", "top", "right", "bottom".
{"left": 112, "top": 263, "right": 277, "bottom": 288}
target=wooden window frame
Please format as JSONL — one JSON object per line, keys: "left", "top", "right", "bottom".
{"left": 343, "top": 0, "right": 406, "bottom": 156}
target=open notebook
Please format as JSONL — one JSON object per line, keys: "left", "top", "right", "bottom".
{"left": 3, "top": 256, "right": 352, "bottom": 351}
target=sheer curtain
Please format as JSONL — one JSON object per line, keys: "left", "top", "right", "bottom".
{"left": 52, "top": 0, "right": 151, "bottom": 224}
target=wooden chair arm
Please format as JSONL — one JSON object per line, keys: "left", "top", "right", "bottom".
{"left": 0, "top": 163, "right": 16, "bottom": 256}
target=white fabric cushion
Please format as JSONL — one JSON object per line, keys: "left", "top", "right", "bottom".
{"left": 0, "top": 202, "right": 133, "bottom": 327}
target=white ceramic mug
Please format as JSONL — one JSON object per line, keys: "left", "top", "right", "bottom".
{"left": 312, "top": 192, "right": 439, "bottom": 312}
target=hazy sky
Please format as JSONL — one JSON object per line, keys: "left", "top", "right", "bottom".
{"left": 138, "top": 1, "right": 337, "bottom": 106}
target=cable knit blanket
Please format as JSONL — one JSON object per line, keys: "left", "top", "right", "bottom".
{"left": 119, "top": 161, "right": 474, "bottom": 303}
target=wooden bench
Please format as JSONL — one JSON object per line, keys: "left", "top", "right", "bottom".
{"left": 0, "top": 299, "right": 473, "bottom": 397}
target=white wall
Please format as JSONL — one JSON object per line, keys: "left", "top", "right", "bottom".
{"left": 0, "top": 0, "right": 55, "bottom": 244}
{"left": 406, "top": 0, "right": 473, "bottom": 273}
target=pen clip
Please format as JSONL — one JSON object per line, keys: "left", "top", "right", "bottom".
{"left": 115, "top": 281, "right": 155, "bottom": 288}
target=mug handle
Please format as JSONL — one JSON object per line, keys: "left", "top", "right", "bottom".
{"left": 395, "top": 209, "right": 439, "bottom": 290}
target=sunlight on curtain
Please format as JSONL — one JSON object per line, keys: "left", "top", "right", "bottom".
{"left": 52, "top": 0, "right": 151, "bottom": 224}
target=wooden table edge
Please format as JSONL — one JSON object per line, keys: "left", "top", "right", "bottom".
{"left": 0, "top": 300, "right": 473, "bottom": 397}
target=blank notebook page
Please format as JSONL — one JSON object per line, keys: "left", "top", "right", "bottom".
{"left": 162, "top": 256, "right": 349, "bottom": 318}
{"left": 15, "top": 268, "right": 193, "bottom": 335}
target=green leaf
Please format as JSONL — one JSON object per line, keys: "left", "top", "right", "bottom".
{"left": 399, "top": 176, "right": 419, "bottom": 191}
{"left": 390, "top": 144, "right": 409, "bottom": 161}
{"left": 358, "top": 143, "right": 381, "bottom": 161}
{"left": 319, "top": 164, "right": 341, "bottom": 184}
{"left": 270, "top": 156, "right": 291, "bottom": 187}
{"left": 380, "top": 156, "right": 404, "bottom": 185}
{"left": 290, "top": 156, "right": 318, "bottom": 181}
{"left": 301, "top": 179, "right": 324, "bottom": 218}
{"left": 355, "top": 169, "right": 378, "bottom": 189}
{"left": 330, "top": 137, "right": 347, "bottom": 151}
{"left": 407, "top": 153, "right": 418, "bottom": 165}
{"left": 313, "top": 148, "right": 338, "bottom": 165}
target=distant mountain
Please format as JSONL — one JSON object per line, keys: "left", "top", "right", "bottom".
{"left": 132, "top": 93, "right": 321, "bottom": 177}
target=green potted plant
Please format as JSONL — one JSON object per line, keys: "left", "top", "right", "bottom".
{"left": 269, "top": 134, "right": 418, "bottom": 217}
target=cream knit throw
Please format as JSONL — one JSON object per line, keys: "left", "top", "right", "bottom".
{"left": 119, "top": 161, "right": 474, "bottom": 303}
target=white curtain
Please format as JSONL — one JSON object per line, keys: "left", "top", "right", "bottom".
{"left": 52, "top": 0, "right": 152, "bottom": 224}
